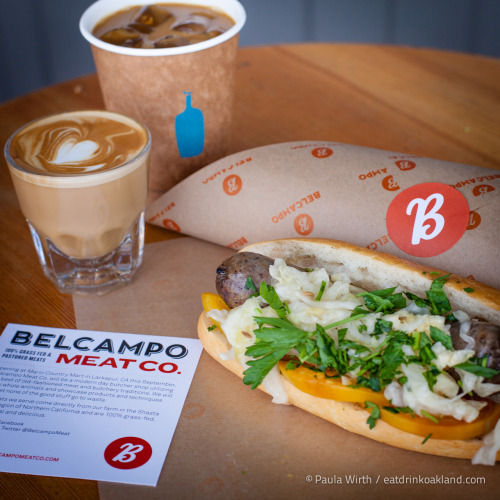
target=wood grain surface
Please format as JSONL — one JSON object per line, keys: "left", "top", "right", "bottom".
{"left": 1, "top": 43, "right": 499, "bottom": 499}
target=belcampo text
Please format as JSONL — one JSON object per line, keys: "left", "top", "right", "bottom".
{"left": 9, "top": 330, "right": 188, "bottom": 358}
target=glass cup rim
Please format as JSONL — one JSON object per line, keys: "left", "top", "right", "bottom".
{"left": 4, "top": 109, "right": 152, "bottom": 184}
{"left": 79, "top": 0, "right": 247, "bottom": 57}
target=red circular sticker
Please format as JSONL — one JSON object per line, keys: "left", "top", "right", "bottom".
{"left": 311, "top": 147, "right": 333, "bottom": 159}
{"left": 104, "top": 437, "right": 153, "bottom": 470}
{"left": 395, "top": 160, "right": 416, "bottom": 171}
{"left": 386, "top": 182, "right": 470, "bottom": 257}
{"left": 222, "top": 174, "right": 242, "bottom": 196}
{"left": 382, "top": 175, "right": 400, "bottom": 191}
{"left": 467, "top": 211, "right": 481, "bottom": 230}
{"left": 294, "top": 214, "right": 314, "bottom": 236}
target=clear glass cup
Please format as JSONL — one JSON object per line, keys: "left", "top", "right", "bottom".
{"left": 5, "top": 110, "right": 151, "bottom": 295}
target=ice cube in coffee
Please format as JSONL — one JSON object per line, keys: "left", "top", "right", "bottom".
{"left": 93, "top": 3, "right": 235, "bottom": 49}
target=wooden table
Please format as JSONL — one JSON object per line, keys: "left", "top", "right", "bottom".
{"left": 1, "top": 44, "right": 499, "bottom": 499}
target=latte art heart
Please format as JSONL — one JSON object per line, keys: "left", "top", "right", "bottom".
{"left": 53, "top": 139, "right": 100, "bottom": 165}
{"left": 9, "top": 112, "right": 148, "bottom": 176}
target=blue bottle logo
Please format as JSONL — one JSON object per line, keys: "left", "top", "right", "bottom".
{"left": 175, "top": 91, "right": 204, "bottom": 158}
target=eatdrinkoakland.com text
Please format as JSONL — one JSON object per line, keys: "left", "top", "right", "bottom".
{"left": 307, "top": 474, "right": 486, "bottom": 485}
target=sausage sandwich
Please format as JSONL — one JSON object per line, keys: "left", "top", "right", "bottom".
{"left": 198, "top": 238, "right": 500, "bottom": 464}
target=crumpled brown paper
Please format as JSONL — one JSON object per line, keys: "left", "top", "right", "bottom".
{"left": 146, "top": 141, "right": 500, "bottom": 289}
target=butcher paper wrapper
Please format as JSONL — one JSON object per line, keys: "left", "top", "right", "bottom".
{"left": 146, "top": 141, "right": 500, "bottom": 289}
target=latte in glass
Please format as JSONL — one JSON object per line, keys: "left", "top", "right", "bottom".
{"left": 5, "top": 110, "right": 151, "bottom": 294}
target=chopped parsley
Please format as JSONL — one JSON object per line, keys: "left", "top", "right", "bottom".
{"left": 316, "top": 281, "right": 327, "bottom": 301}
{"left": 356, "top": 287, "right": 406, "bottom": 313}
{"left": 429, "top": 326, "right": 453, "bottom": 350}
{"left": 421, "top": 410, "right": 439, "bottom": 424}
{"left": 245, "top": 277, "right": 258, "bottom": 296}
{"left": 373, "top": 318, "right": 393, "bottom": 338}
{"left": 405, "top": 274, "right": 452, "bottom": 317}
{"left": 323, "top": 313, "right": 369, "bottom": 330}
{"left": 259, "top": 282, "right": 288, "bottom": 319}
{"left": 423, "top": 366, "right": 440, "bottom": 391}
{"left": 383, "top": 405, "right": 414, "bottom": 415}
{"left": 426, "top": 274, "right": 451, "bottom": 315}
{"left": 364, "top": 401, "right": 381, "bottom": 429}
{"left": 243, "top": 316, "right": 312, "bottom": 389}
{"left": 241, "top": 273, "right": 467, "bottom": 418}
{"left": 422, "top": 433, "right": 432, "bottom": 444}
{"left": 454, "top": 361, "right": 500, "bottom": 378}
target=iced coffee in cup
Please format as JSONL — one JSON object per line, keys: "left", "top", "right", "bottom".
{"left": 80, "top": 0, "right": 246, "bottom": 204}
{"left": 5, "top": 110, "right": 151, "bottom": 295}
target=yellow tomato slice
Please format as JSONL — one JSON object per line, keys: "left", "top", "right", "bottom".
{"left": 279, "top": 360, "right": 500, "bottom": 440}
{"left": 278, "top": 361, "right": 391, "bottom": 407}
{"left": 202, "top": 292, "right": 229, "bottom": 312}
{"left": 201, "top": 292, "right": 229, "bottom": 329}
{"left": 378, "top": 401, "right": 500, "bottom": 440}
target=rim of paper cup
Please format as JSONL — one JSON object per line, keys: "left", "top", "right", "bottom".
{"left": 79, "top": 0, "right": 246, "bottom": 56}
{"left": 5, "top": 110, "right": 152, "bottom": 188}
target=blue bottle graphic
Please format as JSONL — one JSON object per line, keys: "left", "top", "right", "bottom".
{"left": 175, "top": 91, "right": 204, "bottom": 158}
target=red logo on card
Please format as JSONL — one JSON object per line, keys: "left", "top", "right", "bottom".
{"left": 386, "top": 183, "right": 470, "bottom": 257}
{"left": 223, "top": 175, "right": 242, "bottom": 196}
{"left": 294, "top": 214, "right": 314, "bottom": 235}
{"left": 104, "top": 437, "right": 153, "bottom": 470}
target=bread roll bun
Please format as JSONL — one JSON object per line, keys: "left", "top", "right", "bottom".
{"left": 198, "top": 238, "right": 500, "bottom": 460}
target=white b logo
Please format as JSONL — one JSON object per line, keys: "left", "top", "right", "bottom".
{"left": 104, "top": 436, "right": 152, "bottom": 469}
{"left": 294, "top": 214, "right": 314, "bottom": 236}
{"left": 112, "top": 443, "right": 145, "bottom": 463}
{"left": 226, "top": 178, "right": 238, "bottom": 193}
{"left": 406, "top": 193, "right": 445, "bottom": 245}
{"left": 298, "top": 217, "right": 309, "bottom": 233}
{"left": 387, "top": 182, "right": 469, "bottom": 258}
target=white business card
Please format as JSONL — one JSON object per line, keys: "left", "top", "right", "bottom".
{"left": 0, "top": 324, "right": 203, "bottom": 486}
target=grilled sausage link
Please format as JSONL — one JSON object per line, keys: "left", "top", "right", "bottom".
{"left": 216, "top": 252, "right": 274, "bottom": 308}
{"left": 450, "top": 321, "right": 500, "bottom": 385}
